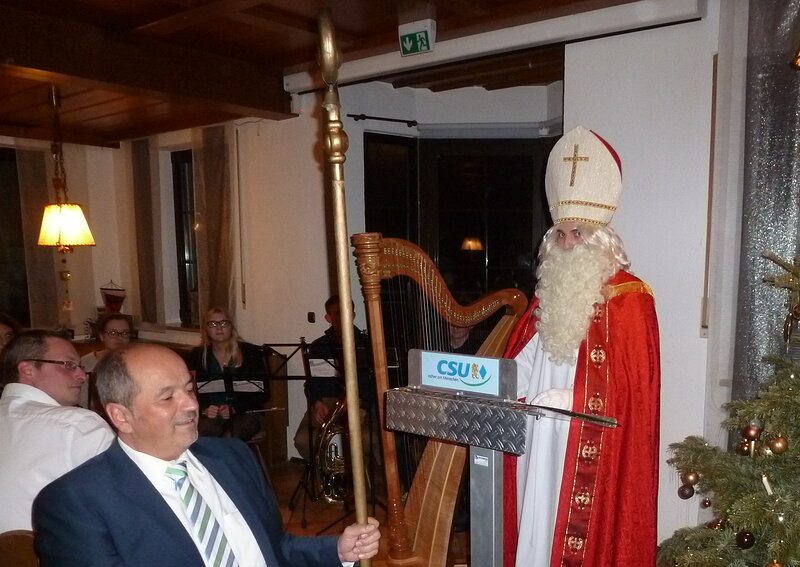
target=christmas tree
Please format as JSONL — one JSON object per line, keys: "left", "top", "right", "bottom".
{"left": 659, "top": 253, "right": 800, "bottom": 567}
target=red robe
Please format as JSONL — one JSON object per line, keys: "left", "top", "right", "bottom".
{"left": 503, "top": 270, "right": 660, "bottom": 567}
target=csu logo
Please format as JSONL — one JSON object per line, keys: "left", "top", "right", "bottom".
{"left": 436, "top": 359, "right": 492, "bottom": 387}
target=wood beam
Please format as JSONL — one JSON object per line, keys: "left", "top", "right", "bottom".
{"left": 235, "top": 5, "right": 364, "bottom": 46}
{"left": 0, "top": 122, "right": 121, "bottom": 148}
{"left": 0, "top": 4, "right": 293, "bottom": 120}
{"left": 128, "top": 0, "right": 267, "bottom": 36}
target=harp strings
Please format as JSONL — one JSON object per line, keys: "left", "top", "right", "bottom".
{"left": 382, "top": 255, "right": 473, "bottom": 493}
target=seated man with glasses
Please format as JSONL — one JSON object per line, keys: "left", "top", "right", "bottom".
{"left": 0, "top": 329, "right": 114, "bottom": 532}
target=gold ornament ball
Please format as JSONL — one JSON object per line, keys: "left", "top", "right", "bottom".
{"left": 680, "top": 471, "right": 700, "bottom": 486}
{"left": 769, "top": 436, "right": 789, "bottom": 454}
{"left": 743, "top": 425, "right": 761, "bottom": 440}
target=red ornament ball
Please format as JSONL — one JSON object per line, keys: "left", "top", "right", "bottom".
{"left": 707, "top": 519, "right": 722, "bottom": 530}
{"left": 701, "top": 498, "right": 712, "bottom": 508}
{"left": 743, "top": 425, "right": 761, "bottom": 441}
{"left": 680, "top": 471, "right": 700, "bottom": 486}
{"left": 736, "top": 440, "right": 751, "bottom": 456}
{"left": 677, "top": 484, "right": 695, "bottom": 500}
{"left": 769, "top": 436, "right": 789, "bottom": 454}
{"left": 736, "top": 530, "right": 755, "bottom": 549}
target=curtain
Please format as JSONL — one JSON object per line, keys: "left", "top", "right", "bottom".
{"left": 192, "top": 125, "right": 235, "bottom": 318}
{"left": 131, "top": 138, "right": 163, "bottom": 324}
{"left": 733, "top": 1, "right": 800, "bottom": 399}
{"left": 15, "top": 149, "right": 58, "bottom": 328}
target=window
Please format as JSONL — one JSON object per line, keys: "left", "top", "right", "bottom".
{"left": 0, "top": 148, "right": 31, "bottom": 326}
{"left": 170, "top": 149, "right": 199, "bottom": 327}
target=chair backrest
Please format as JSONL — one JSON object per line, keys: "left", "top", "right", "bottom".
{"left": 0, "top": 530, "right": 37, "bottom": 567}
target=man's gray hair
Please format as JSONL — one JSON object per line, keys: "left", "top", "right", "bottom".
{"left": 95, "top": 347, "right": 139, "bottom": 409}
{"left": 1, "top": 330, "right": 63, "bottom": 383}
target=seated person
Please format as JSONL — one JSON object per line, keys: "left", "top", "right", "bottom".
{"left": 185, "top": 307, "right": 268, "bottom": 441}
{"left": 79, "top": 313, "right": 134, "bottom": 409}
{"left": 81, "top": 313, "right": 134, "bottom": 373}
{"left": 0, "top": 330, "right": 114, "bottom": 532}
{"left": 0, "top": 312, "right": 21, "bottom": 351}
{"left": 33, "top": 343, "right": 380, "bottom": 566}
{"left": 294, "top": 295, "right": 373, "bottom": 461}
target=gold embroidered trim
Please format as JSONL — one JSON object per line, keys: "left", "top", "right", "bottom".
{"left": 603, "top": 281, "right": 653, "bottom": 301}
{"left": 551, "top": 200, "right": 618, "bottom": 211}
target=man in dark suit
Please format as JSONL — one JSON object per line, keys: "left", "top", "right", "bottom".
{"left": 33, "top": 343, "right": 380, "bottom": 567}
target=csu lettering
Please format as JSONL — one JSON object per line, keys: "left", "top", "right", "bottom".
{"left": 437, "top": 360, "right": 470, "bottom": 377}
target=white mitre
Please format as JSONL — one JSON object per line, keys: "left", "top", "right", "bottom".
{"left": 545, "top": 125, "right": 622, "bottom": 226}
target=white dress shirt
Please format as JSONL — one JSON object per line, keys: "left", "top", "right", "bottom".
{"left": 119, "top": 440, "right": 268, "bottom": 567}
{"left": 0, "top": 382, "right": 115, "bottom": 531}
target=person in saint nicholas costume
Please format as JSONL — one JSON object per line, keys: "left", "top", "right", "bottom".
{"left": 503, "top": 125, "right": 661, "bottom": 567}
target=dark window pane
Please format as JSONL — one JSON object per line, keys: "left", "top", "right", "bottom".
{"left": 171, "top": 150, "right": 198, "bottom": 327}
{"left": 487, "top": 156, "right": 535, "bottom": 209}
{"left": 0, "top": 148, "right": 31, "bottom": 326}
{"left": 487, "top": 212, "right": 533, "bottom": 269}
{"left": 438, "top": 211, "right": 484, "bottom": 268}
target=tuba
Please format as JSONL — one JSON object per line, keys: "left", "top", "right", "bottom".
{"left": 313, "top": 399, "right": 351, "bottom": 503}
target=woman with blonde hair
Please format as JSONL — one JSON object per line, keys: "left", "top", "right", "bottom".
{"left": 185, "top": 307, "right": 268, "bottom": 440}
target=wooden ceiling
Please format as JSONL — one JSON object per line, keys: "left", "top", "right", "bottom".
{"left": 0, "top": 0, "right": 637, "bottom": 147}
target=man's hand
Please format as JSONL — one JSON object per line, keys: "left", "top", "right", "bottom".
{"left": 203, "top": 404, "right": 231, "bottom": 419}
{"left": 337, "top": 517, "right": 380, "bottom": 562}
{"left": 312, "top": 400, "right": 330, "bottom": 424}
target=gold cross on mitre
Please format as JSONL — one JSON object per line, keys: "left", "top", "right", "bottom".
{"left": 562, "top": 144, "right": 589, "bottom": 187}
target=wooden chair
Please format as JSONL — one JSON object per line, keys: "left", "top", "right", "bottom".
{"left": 0, "top": 530, "right": 37, "bottom": 567}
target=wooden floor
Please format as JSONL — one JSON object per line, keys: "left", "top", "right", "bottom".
{"left": 268, "top": 458, "right": 469, "bottom": 565}
{"left": 269, "top": 458, "right": 387, "bottom": 538}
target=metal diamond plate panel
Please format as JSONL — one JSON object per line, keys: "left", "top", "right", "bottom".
{"left": 385, "top": 388, "right": 544, "bottom": 455}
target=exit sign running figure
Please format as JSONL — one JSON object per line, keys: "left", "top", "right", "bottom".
{"left": 400, "top": 30, "right": 432, "bottom": 56}
{"left": 398, "top": 19, "right": 436, "bottom": 57}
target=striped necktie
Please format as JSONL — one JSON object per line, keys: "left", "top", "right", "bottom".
{"left": 165, "top": 461, "right": 238, "bottom": 567}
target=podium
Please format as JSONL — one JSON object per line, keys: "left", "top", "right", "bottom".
{"left": 381, "top": 349, "right": 529, "bottom": 565}
{"left": 384, "top": 349, "right": 616, "bottom": 566}
{"left": 386, "top": 387, "right": 544, "bottom": 565}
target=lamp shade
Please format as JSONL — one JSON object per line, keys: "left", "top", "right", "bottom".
{"left": 38, "top": 203, "right": 96, "bottom": 249}
{"left": 460, "top": 237, "right": 484, "bottom": 251}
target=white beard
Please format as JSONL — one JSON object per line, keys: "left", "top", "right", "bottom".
{"left": 534, "top": 244, "right": 618, "bottom": 364}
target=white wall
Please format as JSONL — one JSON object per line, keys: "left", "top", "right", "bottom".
{"left": 563, "top": 0, "right": 742, "bottom": 539}
{"left": 234, "top": 81, "right": 560, "bottom": 457}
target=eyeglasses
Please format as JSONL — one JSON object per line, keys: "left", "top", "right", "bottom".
{"left": 25, "top": 359, "right": 85, "bottom": 373}
{"left": 206, "top": 320, "right": 231, "bottom": 328}
{"left": 103, "top": 330, "right": 131, "bottom": 338}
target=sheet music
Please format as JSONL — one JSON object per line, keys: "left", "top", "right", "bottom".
{"left": 308, "top": 357, "right": 338, "bottom": 378}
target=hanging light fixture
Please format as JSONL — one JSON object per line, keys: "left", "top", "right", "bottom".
{"left": 38, "top": 85, "right": 95, "bottom": 253}
{"left": 460, "top": 236, "right": 484, "bottom": 251}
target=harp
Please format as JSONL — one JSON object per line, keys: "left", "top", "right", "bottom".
{"left": 352, "top": 232, "right": 528, "bottom": 566}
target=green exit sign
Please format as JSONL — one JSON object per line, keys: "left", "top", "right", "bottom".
{"left": 400, "top": 30, "right": 432, "bottom": 56}
{"left": 398, "top": 19, "right": 436, "bottom": 56}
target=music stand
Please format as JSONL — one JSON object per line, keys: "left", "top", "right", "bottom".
{"left": 308, "top": 344, "right": 387, "bottom": 535}
{"left": 261, "top": 340, "right": 319, "bottom": 529}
